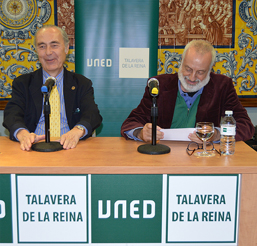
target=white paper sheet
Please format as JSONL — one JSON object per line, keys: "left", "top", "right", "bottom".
{"left": 160, "top": 128, "right": 196, "bottom": 141}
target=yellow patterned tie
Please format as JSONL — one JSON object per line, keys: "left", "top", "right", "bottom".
{"left": 49, "top": 85, "right": 61, "bottom": 137}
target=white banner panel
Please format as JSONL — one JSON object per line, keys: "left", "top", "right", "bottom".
{"left": 166, "top": 175, "right": 240, "bottom": 245}
{"left": 119, "top": 48, "right": 150, "bottom": 78}
{"left": 16, "top": 175, "right": 88, "bottom": 243}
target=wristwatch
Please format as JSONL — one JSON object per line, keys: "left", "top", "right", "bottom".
{"left": 75, "top": 125, "right": 84, "bottom": 131}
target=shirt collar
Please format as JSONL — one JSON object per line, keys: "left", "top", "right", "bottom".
{"left": 43, "top": 69, "right": 64, "bottom": 85}
{"left": 178, "top": 80, "right": 204, "bottom": 108}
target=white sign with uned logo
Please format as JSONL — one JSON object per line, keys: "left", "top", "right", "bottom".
{"left": 166, "top": 175, "right": 240, "bottom": 245}
{"left": 17, "top": 175, "right": 88, "bottom": 243}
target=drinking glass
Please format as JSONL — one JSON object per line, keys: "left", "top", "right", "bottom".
{"left": 195, "top": 122, "right": 215, "bottom": 157}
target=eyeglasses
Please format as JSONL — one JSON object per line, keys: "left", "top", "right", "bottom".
{"left": 186, "top": 142, "right": 221, "bottom": 156}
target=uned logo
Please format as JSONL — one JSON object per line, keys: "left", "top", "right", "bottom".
{"left": 0, "top": 200, "right": 6, "bottom": 219}
{"left": 98, "top": 200, "right": 155, "bottom": 219}
{"left": 87, "top": 59, "right": 112, "bottom": 67}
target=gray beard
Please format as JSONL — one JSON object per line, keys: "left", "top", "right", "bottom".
{"left": 178, "top": 67, "right": 210, "bottom": 92}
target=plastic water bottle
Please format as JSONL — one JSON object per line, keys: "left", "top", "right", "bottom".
{"left": 220, "top": 110, "right": 236, "bottom": 155}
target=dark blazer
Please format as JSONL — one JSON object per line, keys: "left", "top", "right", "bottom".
{"left": 121, "top": 72, "right": 254, "bottom": 141}
{"left": 3, "top": 67, "right": 102, "bottom": 141}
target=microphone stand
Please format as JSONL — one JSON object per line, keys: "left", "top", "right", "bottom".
{"left": 137, "top": 97, "right": 170, "bottom": 155}
{"left": 31, "top": 93, "right": 63, "bottom": 152}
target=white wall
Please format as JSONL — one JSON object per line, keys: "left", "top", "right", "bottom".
{"left": 0, "top": 108, "right": 257, "bottom": 137}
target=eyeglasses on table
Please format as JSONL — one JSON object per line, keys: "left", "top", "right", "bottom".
{"left": 186, "top": 141, "right": 221, "bottom": 156}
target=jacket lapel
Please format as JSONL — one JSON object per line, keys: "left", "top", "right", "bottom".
{"left": 196, "top": 75, "right": 215, "bottom": 122}
{"left": 63, "top": 68, "right": 77, "bottom": 127}
{"left": 29, "top": 68, "right": 44, "bottom": 121}
{"left": 159, "top": 74, "right": 178, "bottom": 128}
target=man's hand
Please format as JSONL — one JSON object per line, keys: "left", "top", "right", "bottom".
{"left": 188, "top": 128, "right": 220, "bottom": 143}
{"left": 17, "top": 129, "right": 45, "bottom": 151}
{"left": 60, "top": 127, "right": 85, "bottom": 150}
{"left": 136, "top": 123, "right": 164, "bottom": 143}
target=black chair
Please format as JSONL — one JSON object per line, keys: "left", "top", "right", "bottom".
{"left": 245, "top": 125, "right": 257, "bottom": 151}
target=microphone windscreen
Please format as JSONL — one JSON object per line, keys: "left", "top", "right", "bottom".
{"left": 148, "top": 78, "right": 159, "bottom": 96}
{"left": 41, "top": 77, "right": 56, "bottom": 93}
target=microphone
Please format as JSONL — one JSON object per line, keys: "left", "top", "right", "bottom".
{"left": 41, "top": 77, "right": 56, "bottom": 94}
{"left": 148, "top": 78, "right": 159, "bottom": 97}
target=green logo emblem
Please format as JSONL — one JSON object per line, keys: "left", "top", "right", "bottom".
{"left": 91, "top": 175, "right": 162, "bottom": 243}
{"left": 0, "top": 174, "right": 13, "bottom": 243}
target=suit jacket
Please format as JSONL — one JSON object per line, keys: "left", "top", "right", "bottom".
{"left": 121, "top": 72, "right": 254, "bottom": 141}
{"left": 3, "top": 67, "right": 102, "bottom": 141}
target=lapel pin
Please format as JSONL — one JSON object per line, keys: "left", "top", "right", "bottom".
{"left": 71, "top": 86, "right": 75, "bottom": 90}
{"left": 75, "top": 108, "right": 80, "bottom": 113}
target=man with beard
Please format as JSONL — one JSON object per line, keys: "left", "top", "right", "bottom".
{"left": 120, "top": 40, "right": 254, "bottom": 143}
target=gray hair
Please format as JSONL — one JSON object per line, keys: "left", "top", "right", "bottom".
{"left": 34, "top": 25, "right": 69, "bottom": 49}
{"left": 182, "top": 40, "right": 216, "bottom": 70}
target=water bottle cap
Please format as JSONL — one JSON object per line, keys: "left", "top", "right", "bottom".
{"left": 225, "top": 110, "right": 233, "bottom": 115}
